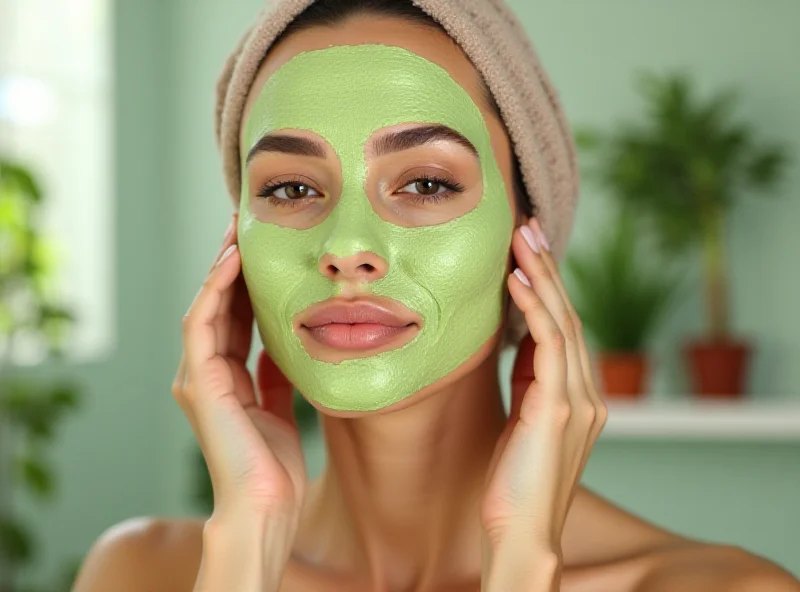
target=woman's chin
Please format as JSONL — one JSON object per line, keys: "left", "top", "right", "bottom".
{"left": 303, "top": 328, "right": 504, "bottom": 418}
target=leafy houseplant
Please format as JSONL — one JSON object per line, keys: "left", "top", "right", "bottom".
{"left": 0, "top": 161, "right": 81, "bottom": 592}
{"left": 565, "top": 207, "right": 678, "bottom": 397}
{"left": 577, "top": 73, "right": 789, "bottom": 397}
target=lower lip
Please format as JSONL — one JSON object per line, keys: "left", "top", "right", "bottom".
{"left": 302, "top": 323, "right": 415, "bottom": 351}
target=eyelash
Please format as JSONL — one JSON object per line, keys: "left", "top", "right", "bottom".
{"left": 256, "top": 177, "right": 319, "bottom": 208}
{"left": 256, "top": 174, "right": 466, "bottom": 207}
{"left": 397, "top": 174, "right": 466, "bottom": 205}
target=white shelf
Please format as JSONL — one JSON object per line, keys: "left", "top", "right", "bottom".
{"left": 600, "top": 398, "right": 800, "bottom": 441}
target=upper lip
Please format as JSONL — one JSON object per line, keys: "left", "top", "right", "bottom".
{"left": 296, "top": 297, "right": 420, "bottom": 329}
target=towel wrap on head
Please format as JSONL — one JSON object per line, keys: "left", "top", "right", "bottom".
{"left": 214, "top": 0, "right": 579, "bottom": 345}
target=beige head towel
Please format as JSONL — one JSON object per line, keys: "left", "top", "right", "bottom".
{"left": 214, "top": 0, "right": 579, "bottom": 344}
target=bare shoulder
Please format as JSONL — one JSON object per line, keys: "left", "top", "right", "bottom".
{"left": 73, "top": 516, "right": 204, "bottom": 592}
{"left": 562, "top": 486, "right": 799, "bottom": 591}
{"left": 634, "top": 543, "right": 800, "bottom": 591}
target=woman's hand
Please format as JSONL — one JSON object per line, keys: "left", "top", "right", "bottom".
{"left": 172, "top": 215, "right": 306, "bottom": 591}
{"left": 480, "top": 218, "right": 607, "bottom": 592}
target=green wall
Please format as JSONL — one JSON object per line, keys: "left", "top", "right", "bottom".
{"left": 19, "top": 0, "right": 798, "bottom": 586}
{"left": 522, "top": 0, "right": 800, "bottom": 575}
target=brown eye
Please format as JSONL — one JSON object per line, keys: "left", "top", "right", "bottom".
{"left": 284, "top": 184, "right": 310, "bottom": 199}
{"left": 414, "top": 180, "right": 441, "bottom": 195}
{"left": 261, "top": 182, "right": 320, "bottom": 201}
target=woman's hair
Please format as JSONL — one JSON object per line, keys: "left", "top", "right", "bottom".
{"left": 274, "top": 0, "right": 534, "bottom": 218}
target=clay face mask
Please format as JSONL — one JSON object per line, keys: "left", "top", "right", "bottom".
{"left": 239, "top": 45, "right": 513, "bottom": 412}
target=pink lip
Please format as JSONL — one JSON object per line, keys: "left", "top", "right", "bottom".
{"left": 296, "top": 299, "right": 420, "bottom": 352}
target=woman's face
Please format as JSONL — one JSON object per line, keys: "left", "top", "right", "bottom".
{"left": 238, "top": 15, "right": 521, "bottom": 414}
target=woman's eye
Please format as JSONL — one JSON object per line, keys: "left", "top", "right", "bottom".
{"left": 400, "top": 179, "right": 448, "bottom": 196}
{"left": 272, "top": 183, "right": 319, "bottom": 200}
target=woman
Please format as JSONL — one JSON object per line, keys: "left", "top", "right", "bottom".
{"left": 75, "top": 0, "right": 799, "bottom": 590}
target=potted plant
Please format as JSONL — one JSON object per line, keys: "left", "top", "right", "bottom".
{"left": 577, "top": 73, "right": 789, "bottom": 397}
{"left": 0, "top": 160, "right": 81, "bottom": 592}
{"left": 565, "top": 206, "right": 678, "bottom": 398}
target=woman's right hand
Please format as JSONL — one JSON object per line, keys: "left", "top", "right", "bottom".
{"left": 172, "top": 215, "right": 306, "bottom": 590}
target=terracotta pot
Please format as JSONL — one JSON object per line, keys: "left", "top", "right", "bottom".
{"left": 685, "top": 339, "right": 751, "bottom": 398}
{"left": 598, "top": 353, "right": 648, "bottom": 398}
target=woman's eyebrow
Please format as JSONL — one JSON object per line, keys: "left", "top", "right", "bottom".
{"left": 373, "top": 125, "right": 478, "bottom": 157}
{"left": 246, "top": 134, "right": 326, "bottom": 164}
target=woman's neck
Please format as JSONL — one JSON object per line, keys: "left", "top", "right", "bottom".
{"left": 293, "top": 346, "right": 508, "bottom": 590}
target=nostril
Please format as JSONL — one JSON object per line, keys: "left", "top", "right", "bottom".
{"left": 326, "top": 264, "right": 339, "bottom": 276}
{"left": 359, "top": 263, "right": 376, "bottom": 274}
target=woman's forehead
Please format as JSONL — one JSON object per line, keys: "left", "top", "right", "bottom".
{"left": 240, "top": 15, "right": 490, "bottom": 144}
{"left": 242, "top": 45, "right": 491, "bottom": 158}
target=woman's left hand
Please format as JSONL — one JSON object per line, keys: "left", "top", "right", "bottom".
{"left": 480, "top": 218, "right": 607, "bottom": 592}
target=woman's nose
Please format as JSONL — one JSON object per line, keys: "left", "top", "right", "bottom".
{"left": 318, "top": 251, "right": 388, "bottom": 283}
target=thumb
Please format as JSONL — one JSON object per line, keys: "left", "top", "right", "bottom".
{"left": 256, "top": 350, "right": 296, "bottom": 429}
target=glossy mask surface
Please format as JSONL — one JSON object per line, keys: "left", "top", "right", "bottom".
{"left": 239, "top": 45, "right": 513, "bottom": 411}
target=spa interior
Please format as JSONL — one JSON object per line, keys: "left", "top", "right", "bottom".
{"left": 0, "top": 0, "right": 798, "bottom": 589}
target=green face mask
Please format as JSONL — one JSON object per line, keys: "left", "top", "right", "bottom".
{"left": 239, "top": 45, "right": 513, "bottom": 412}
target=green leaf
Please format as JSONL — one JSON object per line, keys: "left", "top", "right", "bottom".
{"left": 0, "top": 516, "right": 35, "bottom": 563}
{"left": 17, "top": 455, "right": 54, "bottom": 498}
{"left": 747, "top": 146, "right": 787, "bottom": 189}
{"left": 0, "top": 162, "right": 42, "bottom": 203}
{"left": 578, "top": 71, "right": 790, "bottom": 255}
{"left": 574, "top": 128, "right": 603, "bottom": 151}
{"left": 565, "top": 207, "right": 681, "bottom": 352}
{"left": 0, "top": 380, "right": 79, "bottom": 447}
{"left": 1, "top": 384, "right": 56, "bottom": 440}
{"left": 0, "top": 380, "right": 35, "bottom": 416}
{"left": 48, "top": 383, "right": 80, "bottom": 411}
{"left": 38, "top": 303, "right": 76, "bottom": 351}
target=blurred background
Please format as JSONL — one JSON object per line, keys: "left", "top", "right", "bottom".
{"left": 0, "top": 0, "right": 798, "bottom": 589}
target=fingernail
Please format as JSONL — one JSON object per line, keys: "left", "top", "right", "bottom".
{"left": 217, "top": 244, "right": 237, "bottom": 266}
{"left": 520, "top": 225, "right": 540, "bottom": 254}
{"left": 531, "top": 219, "right": 551, "bottom": 252}
{"left": 513, "top": 268, "right": 531, "bottom": 287}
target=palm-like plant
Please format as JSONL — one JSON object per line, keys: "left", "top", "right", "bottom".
{"left": 566, "top": 206, "right": 679, "bottom": 354}
{"left": 577, "top": 72, "right": 788, "bottom": 340}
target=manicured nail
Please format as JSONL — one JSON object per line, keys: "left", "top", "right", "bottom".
{"left": 513, "top": 268, "right": 531, "bottom": 287}
{"left": 531, "top": 219, "right": 550, "bottom": 252}
{"left": 520, "top": 225, "right": 540, "bottom": 253}
{"left": 217, "top": 244, "right": 237, "bottom": 266}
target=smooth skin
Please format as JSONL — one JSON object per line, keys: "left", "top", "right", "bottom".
{"left": 74, "top": 14, "right": 799, "bottom": 592}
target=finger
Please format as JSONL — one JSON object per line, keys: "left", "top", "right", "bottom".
{"left": 173, "top": 214, "right": 239, "bottom": 398}
{"left": 513, "top": 223, "right": 588, "bottom": 494}
{"left": 182, "top": 244, "right": 243, "bottom": 380}
{"left": 507, "top": 270, "right": 567, "bottom": 424}
{"left": 256, "top": 350, "right": 297, "bottom": 429}
{"left": 527, "top": 221, "right": 605, "bottom": 519}
{"left": 531, "top": 220, "right": 602, "bottom": 405}
{"left": 530, "top": 219, "right": 606, "bottom": 441}
{"left": 512, "top": 226, "right": 584, "bottom": 403}
{"left": 216, "top": 221, "right": 242, "bottom": 339}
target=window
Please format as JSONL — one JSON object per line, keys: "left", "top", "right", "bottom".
{"left": 0, "top": 0, "right": 112, "bottom": 363}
